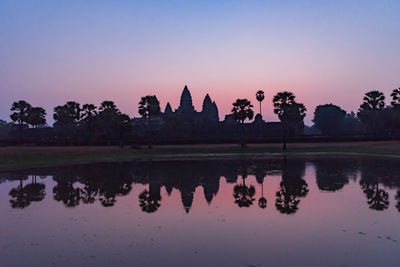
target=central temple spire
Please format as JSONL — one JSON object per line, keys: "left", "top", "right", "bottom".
{"left": 177, "top": 85, "right": 195, "bottom": 115}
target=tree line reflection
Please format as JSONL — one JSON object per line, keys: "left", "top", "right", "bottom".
{"left": 4, "top": 157, "right": 400, "bottom": 214}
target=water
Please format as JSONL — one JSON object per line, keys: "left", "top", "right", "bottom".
{"left": 0, "top": 156, "right": 399, "bottom": 266}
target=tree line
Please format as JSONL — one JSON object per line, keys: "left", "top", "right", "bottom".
{"left": 2, "top": 87, "right": 400, "bottom": 148}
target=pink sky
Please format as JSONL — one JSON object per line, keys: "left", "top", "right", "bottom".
{"left": 1, "top": 1, "right": 399, "bottom": 125}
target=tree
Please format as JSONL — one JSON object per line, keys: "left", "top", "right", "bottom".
{"left": 256, "top": 90, "right": 265, "bottom": 116}
{"left": 138, "top": 95, "right": 160, "bottom": 148}
{"left": 27, "top": 107, "right": 46, "bottom": 128}
{"left": 53, "top": 101, "right": 81, "bottom": 144}
{"left": 273, "top": 91, "right": 306, "bottom": 150}
{"left": 312, "top": 104, "right": 346, "bottom": 136}
{"left": 98, "top": 101, "right": 120, "bottom": 145}
{"left": 390, "top": 88, "right": 400, "bottom": 108}
{"left": 10, "top": 100, "right": 32, "bottom": 139}
{"left": 357, "top": 90, "right": 385, "bottom": 138}
{"left": 231, "top": 99, "right": 254, "bottom": 148}
{"left": 80, "top": 104, "right": 99, "bottom": 144}
{"left": 389, "top": 88, "right": 400, "bottom": 136}
{"left": 114, "top": 113, "right": 132, "bottom": 147}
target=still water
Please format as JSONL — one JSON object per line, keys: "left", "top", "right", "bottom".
{"left": 0, "top": 156, "right": 399, "bottom": 266}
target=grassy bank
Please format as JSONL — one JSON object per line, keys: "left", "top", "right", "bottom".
{"left": 1, "top": 141, "right": 400, "bottom": 172}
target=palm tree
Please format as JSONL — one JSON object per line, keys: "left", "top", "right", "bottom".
{"left": 114, "top": 113, "right": 132, "bottom": 147}
{"left": 231, "top": 99, "right": 254, "bottom": 148}
{"left": 138, "top": 95, "right": 160, "bottom": 148}
{"left": 98, "top": 101, "right": 120, "bottom": 145}
{"left": 10, "top": 100, "right": 32, "bottom": 139}
{"left": 256, "top": 90, "right": 265, "bottom": 116}
{"left": 273, "top": 92, "right": 306, "bottom": 150}
{"left": 390, "top": 88, "right": 400, "bottom": 108}
{"left": 53, "top": 101, "right": 81, "bottom": 144}
{"left": 27, "top": 107, "right": 46, "bottom": 128}
{"left": 80, "top": 104, "right": 99, "bottom": 144}
{"left": 357, "top": 90, "right": 385, "bottom": 138}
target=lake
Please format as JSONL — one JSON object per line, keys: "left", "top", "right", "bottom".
{"left": 0, "top": 155, "right": 399, "bottom": 266}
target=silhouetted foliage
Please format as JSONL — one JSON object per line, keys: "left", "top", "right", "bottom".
{"left": 313, "top": 104, "right": 346, "bottom": 136}
{"left": 256, "top": 90, "right": 265, "bottom": 115}
{"left": 99, "top": 101, "right": 120, "bottom": 145}
{"left": 231, "top": 99, "right": 254, "bottom": 148}
{"left": 275, "top": 158, "right": 308, "bottom": 214}
{"left": 273, "top": 92, "right": 306, "bottom": 150}
{"left": 138, "top": 95, "right": 161, "bottom": 148}
{"left": 53, "top": 101, "right": 81, "bottom": 144}
{"left": 10, "top": 100, "right": 32, "bottom": 139}
{"left": 27, "top": 107, "right": 46, "bottom": 128}
{"left": 114, "top": 113, "right": 132, "bottom": 147}
{"left": 357, "top": 91, "right": 385, "bottom": 138}
{"left": 80, "top": 104, "right": 99, "bottom": 144}
{"left": 9, "top": 176, "right": 46, "bottom": 209}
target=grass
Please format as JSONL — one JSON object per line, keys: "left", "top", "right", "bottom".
{"left": 0, "top": 141, "right": 400, "bottom": 172}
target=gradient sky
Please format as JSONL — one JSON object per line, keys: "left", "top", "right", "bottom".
{"left": 1, "top": 0, "right": 399, "bottom": 125}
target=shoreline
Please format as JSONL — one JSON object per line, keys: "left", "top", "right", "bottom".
{"left": 2, "top": 141, "right": 400, "bottom": 173}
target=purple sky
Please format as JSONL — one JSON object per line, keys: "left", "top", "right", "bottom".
{"left": 1, "top": 1, "right": 399, "bottom": 125}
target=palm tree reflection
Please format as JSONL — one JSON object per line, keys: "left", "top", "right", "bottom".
{"left": 275, "top": 158, "right": 308, "bottom": 215}
{"left": 139, "top": 183, "right": 161, "bottom": 213}
{"left": 360, "top": 180, "right": 389, "bottom": 211}
{"left": 9, "top": 175, "right": 46, "bottom": 209}
{"left": 233, "top": 168, "right": 255, "bottom": 208}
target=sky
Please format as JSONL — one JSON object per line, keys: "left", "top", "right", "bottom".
{"left": 1, "top": 0, "right": 399, "bottom": 125}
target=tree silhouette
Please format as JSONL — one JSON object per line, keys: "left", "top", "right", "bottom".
{"left": 53, "top": 101, "right": 81, "bottom": 144}
{"left": 313, "top": 104, "right": 346, "bottom": 136}
{"left": 114, "top": 113, "right": 132, "bottom": 147}
{"left": 99, "top": 101, "right": 120, "bottom": 145}
{"left": 10, "top": 100, "right": 32, "bottom": 139}
{"left": 231, "top": 99, "right": 254, "bottom": 148}
{"left": 360, "top": 180, "right": 389, "bottom": 211}
{"left": 273, "top": 92, "right": 306, "bottom": 150}
{"left": 24, "top": 175, "right": 46, "bottom": 202}
{"left": 26, "top": 107, "right": 46, "bottom": 128}
{"left": 80, "top": 104, "right": 99, "bottom": 144}
{"left": 138, "top": 95, "right": 161, "bottom": 148}
{"left": 139, "top": 184, "right": 161, "bottom": 213}
{"left": 233, "top": 168, "right": 255, "bottom": 208}
{"left": 390, "top": 88, "right": 400, "bottom": 108}
{"left": 9, "top": 179, "right": 30, "bottom": 209}
{"left": 52, "top": 177, "right": 81, "bottom": 207}
{"left": 256, "top": 90, "right": 265, "bottom": 116}
{"left": 275, "top": 158, "right": 308, "bottom": 214}
{"left": 8, "top": 175, "right": 45, "bottom": 209}
{"left": 357, "top": 91, "right": 385, "bottom": 138}
{"left": 258, "top": 181, "right": 267, "bottom": 209}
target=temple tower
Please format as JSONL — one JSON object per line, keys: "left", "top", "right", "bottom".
{"left": 176, "top": 85, "right": 195, "bottom": 116}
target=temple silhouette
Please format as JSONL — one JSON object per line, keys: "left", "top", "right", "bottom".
{"left": 132, "top": 85, "right": 283, "bottom": 141}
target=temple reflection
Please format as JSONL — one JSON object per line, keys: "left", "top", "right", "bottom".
{"left": 3, "top": 156, "right": 400, "bottom": 214}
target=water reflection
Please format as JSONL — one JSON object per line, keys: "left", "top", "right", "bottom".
{"left": 9, "top": 175, "right": 46, "bottom": 209}
{"left": 3, "top": 156, "right": 400, "bottom": 214}
{"left": 275, "top": 158, "right": 308, "bottom": 215}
